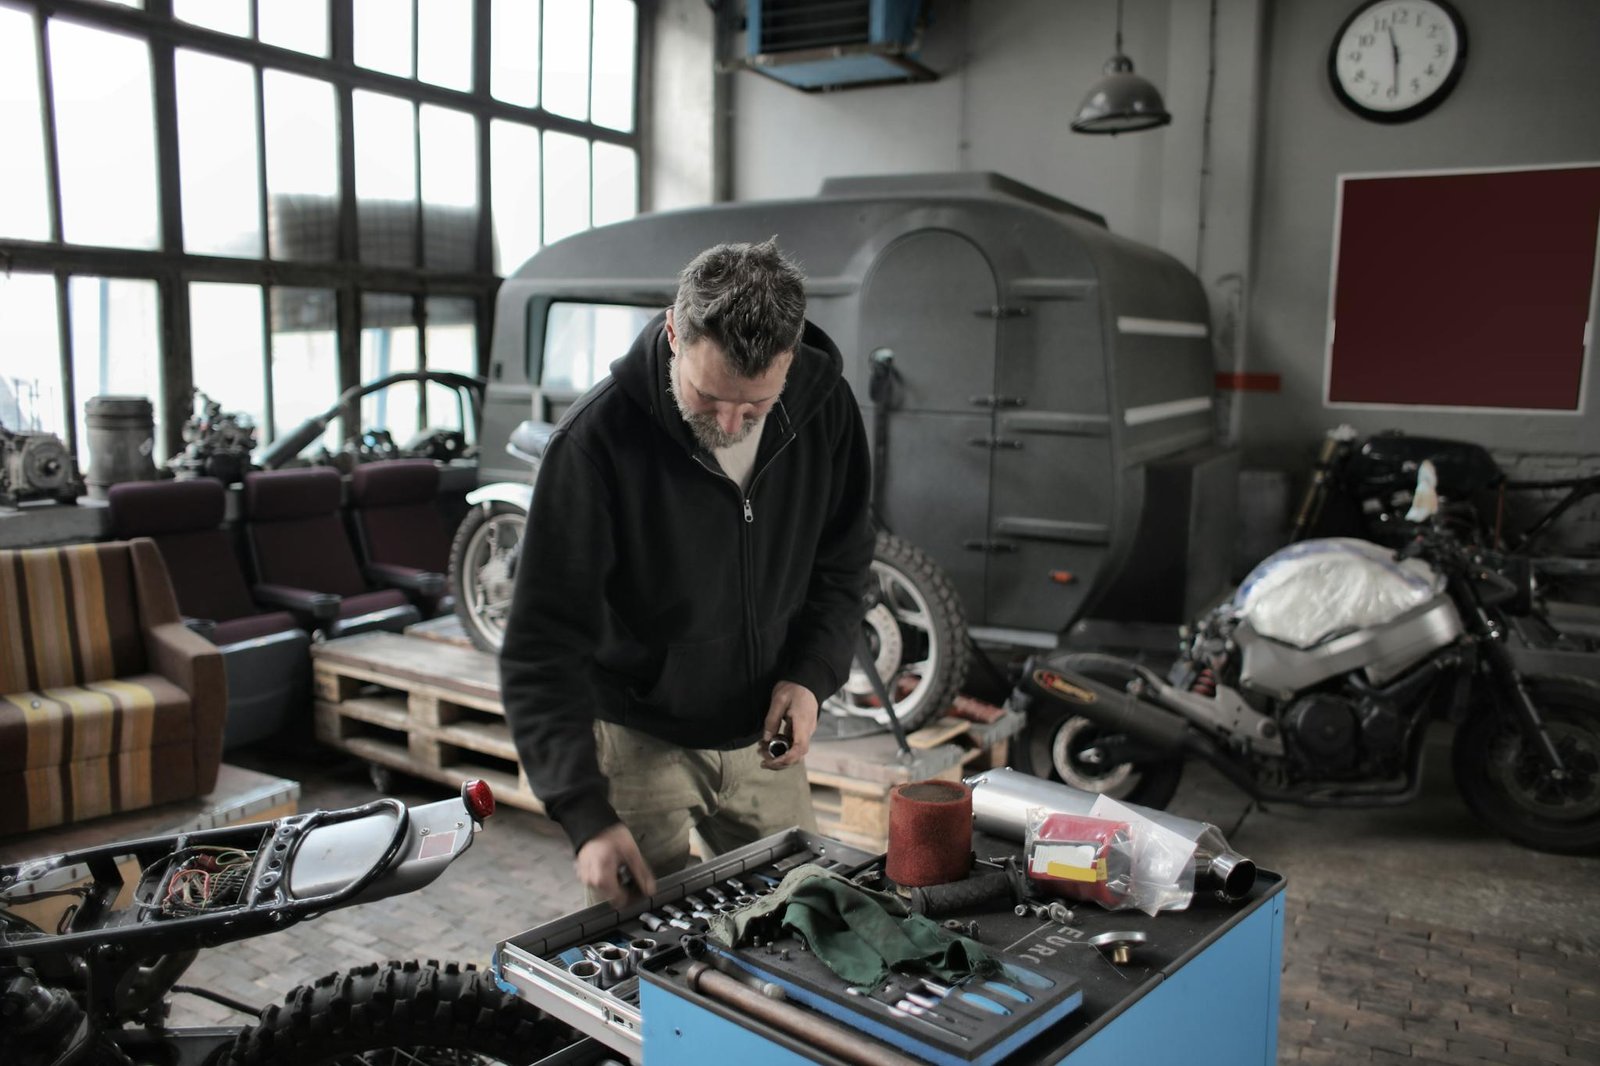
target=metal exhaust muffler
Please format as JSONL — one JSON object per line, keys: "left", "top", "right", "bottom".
{"left": 964, "top": 767, "right": 1256, "bottom": 901}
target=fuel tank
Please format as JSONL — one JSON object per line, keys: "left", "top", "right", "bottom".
{"left": 1231, "top": 538, "right": 1465, "bottom": 699}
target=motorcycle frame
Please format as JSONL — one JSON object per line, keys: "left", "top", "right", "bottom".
{"left": 2, "top": 795, "right": 481, "bottom": 1066}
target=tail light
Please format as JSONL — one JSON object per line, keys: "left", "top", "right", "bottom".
{"left": 462, "top": 779, "right": 495, "bottom": 821}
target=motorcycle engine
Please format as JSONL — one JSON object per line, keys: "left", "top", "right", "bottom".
{"left": 1282, "top": 693, "right": 1361, "bottom": 772}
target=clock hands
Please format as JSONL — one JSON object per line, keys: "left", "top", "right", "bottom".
{"left": 1388, "top": 25, "right": 1400, "bottom": 95}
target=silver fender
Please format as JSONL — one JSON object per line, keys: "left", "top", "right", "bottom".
{"left": 466, "top": 481, "right": 532, "bottom": 512}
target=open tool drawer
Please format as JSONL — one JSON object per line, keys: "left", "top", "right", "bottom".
{"left": 494, "top": 829, "right": 878, "bottom": 1060}
{"left": 495, "top": 829, "right": 1083, "bottom": 1066}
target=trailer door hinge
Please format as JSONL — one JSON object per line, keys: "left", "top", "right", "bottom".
{"left": 963, "top": 540, "right": 1018, "bottom": 553}
{"left": 968, "top": 395, "right": 1027, "bottom": 409}
{"left": 967, "top": 436, "right": 1024, "bottom": 450}
{"left": 975, "top": 305, "right": 1030, "bottom": 319}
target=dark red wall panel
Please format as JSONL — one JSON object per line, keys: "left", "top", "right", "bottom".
{"left": 1328, "top": 165, "right": 1600, "bottom": 410}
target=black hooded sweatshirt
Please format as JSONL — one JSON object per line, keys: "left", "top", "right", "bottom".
{"left": 498, "top": 312, "right": 874, "bottom": 851}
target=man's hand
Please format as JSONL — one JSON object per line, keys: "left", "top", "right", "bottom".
{"left": 575, "top": 823, "right": 656, "bottom": 907}
{"left": 762, "top": 681, "right": 818, "bottom": 769}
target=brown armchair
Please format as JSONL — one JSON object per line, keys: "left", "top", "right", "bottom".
{"left": 0, "top": 538, "right": 226, "bottom": 836}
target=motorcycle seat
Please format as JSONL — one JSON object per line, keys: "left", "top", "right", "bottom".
{"left": 509, "top": 420, "right": 557, "bottom": 462}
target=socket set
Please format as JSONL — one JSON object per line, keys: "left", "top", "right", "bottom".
{"left": 494, "top": 828, "right": 878, "bottom": 1061}
{"left": 495, "top": 829, "right": 1082, "bottom": 1065}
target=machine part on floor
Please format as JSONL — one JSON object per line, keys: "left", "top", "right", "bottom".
{"left": 1087, "top": 930, "right": 1149, "bottom": 965}
{"left": 886, "top": 780, "right": 974, "bottom": 887}
{"left": 966, "top": 768, "right": 1257, "bottom": 900}
{"left": 940, "top": 918, "right": 980, "bottom": 938}
{"left": 684, "top": 962, "right": 927, "bottom": 1066}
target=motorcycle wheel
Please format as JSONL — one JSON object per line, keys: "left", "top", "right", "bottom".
{"left": 450, "top": 502, "right": 526, "bottom": 654}
{"left": 1013, "top": 652, "right": 1185, "bottom": 809}
{"left": 823, "top": 531, "right": 969, "bottom": 733}
{"left": 1452, "top": 675, "right": 1600, "bottom": 854}
{"left": 225, "top": 960, "right": 574, "bottom": 1066}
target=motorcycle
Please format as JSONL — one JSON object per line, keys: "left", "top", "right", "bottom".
{"left": 1013, "top": 491, "right": 1600, "bottom": 855}
{"left": 0, "top": 782, "right": 571, "bottom": 1066}
{"left": 449, "top": 420, "right": 970, "bottom": 733}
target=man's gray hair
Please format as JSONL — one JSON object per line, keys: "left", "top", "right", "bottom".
{"left": 673, "top": 239, "right": 806, "bottom": 376}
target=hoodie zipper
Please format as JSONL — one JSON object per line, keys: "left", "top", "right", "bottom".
{"left": 692, "top": 405, "right": 797, "bottom": 688}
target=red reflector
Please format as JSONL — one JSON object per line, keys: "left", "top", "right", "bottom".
{"left": 462, "top": 779, "right": 495, "bottom": 821}
{"left": 1049, "top": 570, "right": 1075, "bottom": 584}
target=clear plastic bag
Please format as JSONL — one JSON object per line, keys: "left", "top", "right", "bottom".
{"left": 1023, "top": 801, "right": 1200, "bottom": 916}
{"left": 1023, "top": 809, "right": 1135, "bottom": 909}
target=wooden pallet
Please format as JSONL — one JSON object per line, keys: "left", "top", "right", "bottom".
{"left": 312, "top": 631, "right": 544, "bottom": 814}
{"left": 313, "top": 630, "right": 1025, "bottom": 845}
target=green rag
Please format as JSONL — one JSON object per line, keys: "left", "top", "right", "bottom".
{"left": 707, "top": 863, "right": 998, "bottom": 989}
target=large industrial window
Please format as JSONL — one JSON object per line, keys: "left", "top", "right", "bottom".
{"left": 0, "top": 0, "right": 641, "bottom": 464}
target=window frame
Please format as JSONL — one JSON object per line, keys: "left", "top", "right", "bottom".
{"left": 0, "top": 0, "right": 645, "bottom": 460}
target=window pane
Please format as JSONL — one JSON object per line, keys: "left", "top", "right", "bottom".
{"left": 590, "top": 0, "right": 635, "bottom": 132}
{"left": 176, "top": 51, "right": 262, "bottom": 257}
{"left": 0, "top": 274, "right": 65, "bottom": 438}
{"left": 0, "top": 9, "right": 51, "bottom": 241}
{"left": 354, "top": 90, "right": 417, "bottom": 268}
{"left": 542, "top": 0, "right": 589, "bottom": 120}
{"left": 424, "top": 296, "right": 476, "bottom": 437}
{"left": 418, "top": 0, "right": 472, "bottom": 91}
{"left": 355, "top": 0, "right": 414, "bottom": 78}
{"left": 541, "top": 302, "right": 654, "bottom": 391}
{"left": 49, "top": 22, "right": 159, "bottom": 249}
{"left": 491, "top": 120, "right": 540, "bottom": 274}
{"left": 189, "top": 283, "right": 265, "bottom": 461}
{"left": 69, "top": 277, "right": 162, "bottom": 454}
{"left": 260, "top": 0, "right": 329, "bottom": 56}
{"left": 491, "top": 0, "right": 540, "bottom": 107}
{"left": 270, "top": 287, "right": 338, "bottom": 449}
{"left": 591, "top": 142, "right": 636, "bottom": 228}
{"left": 264, "top": 71, "right": 338, "bottom": 260}
{"left": 420, "top": 105, "right": 477, "bottom": 270}
{"left": 361, "top": 293, "right": 420, "bottom": 447}
{"left": 174, "top": 0, "right": 250, "bottom": 36}
{"left": 543, "top": 131, "right": 589, "bottom": 245}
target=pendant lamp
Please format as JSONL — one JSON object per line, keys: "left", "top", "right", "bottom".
{"left": 1071, "top": 0, "right": 1171, "bottom": 134}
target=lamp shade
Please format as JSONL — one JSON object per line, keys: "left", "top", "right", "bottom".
{"left": 1071, "top": 54, "right": 1171, "bottom": 134}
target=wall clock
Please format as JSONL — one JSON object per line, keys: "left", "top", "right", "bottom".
{"left": 1329, "top": 0, "right": 1467, "bottom": 123}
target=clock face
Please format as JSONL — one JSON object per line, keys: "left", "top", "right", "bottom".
{"left": 1330, "top": 0, "right": 1467, "bottom": 122}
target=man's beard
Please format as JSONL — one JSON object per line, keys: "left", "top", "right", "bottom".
{"left": 668, "top": 355, "right": 762, "bottom": 451}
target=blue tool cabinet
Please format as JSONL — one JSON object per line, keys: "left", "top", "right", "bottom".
{"left": 638, "top": 874, "right": 1285, "bottom": 1066}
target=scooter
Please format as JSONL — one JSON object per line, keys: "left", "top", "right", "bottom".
{"left": 0, "top": 782, "right": 571, "bottom": 1066}
{"left": 1013, "top": 487, "right": 1600, "bottom": 855}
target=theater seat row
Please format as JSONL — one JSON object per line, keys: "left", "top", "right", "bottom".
{"left": 103, "top": 460, "right": 455, "bottom": 747}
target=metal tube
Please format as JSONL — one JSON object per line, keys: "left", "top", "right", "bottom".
{"left": 964, "top": 768, "right": 1256, "bottom": 900}
{"left": 684, "top": 963, "right": 925, "bottom": 1066}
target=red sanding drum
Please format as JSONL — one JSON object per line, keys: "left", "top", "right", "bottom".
{"left": 885, "top": 779, "right": 974, "bottom": 887}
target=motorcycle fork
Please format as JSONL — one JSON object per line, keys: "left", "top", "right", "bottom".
{"left": 1478, "top": 619, "right": 1569, "bottom": 775}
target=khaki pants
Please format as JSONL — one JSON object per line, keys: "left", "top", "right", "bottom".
{"left": 594, "top": 719, "right": 817, "bottom": 887}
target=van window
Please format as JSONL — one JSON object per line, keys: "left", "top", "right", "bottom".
{"left": 540, "top": 302, "right": 658, "bottom": 391}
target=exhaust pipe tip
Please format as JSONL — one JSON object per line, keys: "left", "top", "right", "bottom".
{"left": 1206, "top": 851, "right": 1256, "bottom": 901}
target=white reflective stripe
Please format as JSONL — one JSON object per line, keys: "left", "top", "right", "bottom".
{"left": 1124, "top": 396, "right": 1213, "bottom": 426}
{"left": 1116, "top": 316, "right": 1209, "bottom": 337}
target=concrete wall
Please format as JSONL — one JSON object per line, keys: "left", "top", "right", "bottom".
{"left": 718, "top": 0, "right": 1600, "bottom": 547}
{"left": 643, "top": 0, "right": 719, "bottom": 212}
{"left": 1244, "top": 0, "right": 1600, "bottom": 468}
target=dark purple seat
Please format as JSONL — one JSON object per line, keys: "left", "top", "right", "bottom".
{"left": 107, "top": 478, "right": 300, "bottom": 643}
{"left": 242, "top": 467, "right": 420, "bottom": 637}
{"left": 106, "top": 477, "right": 310, "bottom": 748}
{"left": 349, "top": 459, "right": 451, "bottom": 615}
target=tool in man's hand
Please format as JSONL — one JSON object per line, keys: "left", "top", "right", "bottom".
{"left": 766, "top": 720, "right": 792, "bottom": 759}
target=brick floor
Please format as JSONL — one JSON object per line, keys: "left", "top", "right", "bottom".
{"left": 159, "top": 753, "right": 1600, "bottom": 1064}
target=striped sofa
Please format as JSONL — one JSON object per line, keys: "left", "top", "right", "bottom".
{"left": 0, "top": 539, "right": 226, "bottom": 836}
